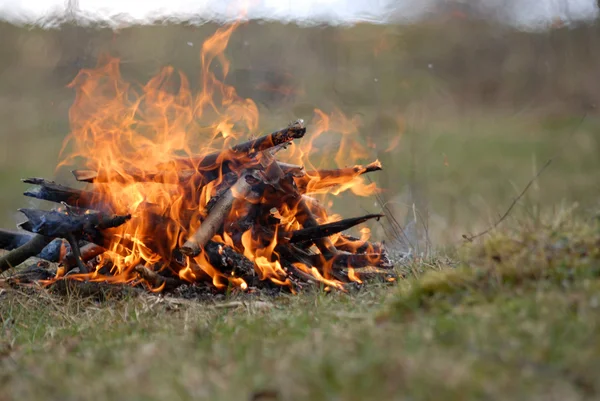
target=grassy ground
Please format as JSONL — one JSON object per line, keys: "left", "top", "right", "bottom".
{"left": 1, "top": 209, "right": 599, "bottom": 401}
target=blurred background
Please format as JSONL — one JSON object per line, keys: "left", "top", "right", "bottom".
{"left": 0, "top": 0, "right": 599, "bottom": 251}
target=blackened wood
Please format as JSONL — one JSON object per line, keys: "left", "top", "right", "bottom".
{"left": 0, "top": 234, "right": 53, "bottom": 273}
{"left": 22, "top": 178, "right": 102, "bottom": 209}
{"left": 203, "top": 240, "right": 257, "bottom": 285}
{"left": 290, "top": 194, "right": 337, "bottom": 258}
{"left": 309, "top": 251, "right": 393, "bottom": 269}
{"left": 288, "top": 214, "right": 384, "bottom": 244}
{"left": 18, "top": 208, "right": 131, "bottom": 241}
{"left": 64, "top": 232, "right": 89, "bottom": 273}
{"left": 0, "top": 229, "right": 65, "bottom": 262}
{"left": 271, "top": 175, "right": 338, "bottom": 258}
{"left": 0, "top": 228, "right": 106, "bottom": 266}
{"left": 174, "top": 120, "right": 306, "bottom": 171}
{"left": 0, "top": 228, "right": 32, "bottom": 250}
{"left": 72, "top": 168, "right": 197, "bottom": 184}
{"left": 294, "top": 160, "right": 382, "bottom": 193}
{"left": 63, "top": 242, "right": 106, "bottom": 272}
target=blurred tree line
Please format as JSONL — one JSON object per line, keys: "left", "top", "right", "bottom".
{"left": 0, "top": 16, "right": 599, "bottom": 117}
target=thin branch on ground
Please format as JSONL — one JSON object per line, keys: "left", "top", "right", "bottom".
{"left": 462, "top": 159, "right": 552, "bottom": 242}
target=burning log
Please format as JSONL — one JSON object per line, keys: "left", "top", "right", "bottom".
{"left": 179, "top": 172, "right": 254, "bottom": 257}
{"left": 294, "top": 160, "right": 382, "bottom": 194}
{"left": 174, "top": 119, "right": 306, "bottom": 171}
{"left": 134, "top": 265, "right": 183, "bottom": 292}
{"left": 288, "top": 214, "right": 384, "bottom": 244}
{"left": 71, "top": 168, "right": 197, "bottom": 185}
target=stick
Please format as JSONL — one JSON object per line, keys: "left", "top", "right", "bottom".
{"left": 64, "top": 232, "right": 89, "bottom": 273}
{"left": 0, "top": 228, "right": 110, "bottom": 270}
{"left": 288, "top": 214, "right": 384, "bottom": 244}
{"left": 179, "top": 173, "right": 253, "bottom": 257}
{"left": 295, "top": 160, "right": 382, "bottom": 193}
{"left": 174, "top": 120, "right": 306, "bottom": 170}
{"left": 63, "top": 242, "right": 106, "bottom": 272}
{"left": 0, "top": 234, "right": 53, "bottom": 273}
{"left": 462, "top": 159, "right": 552, "bottom": 242}
{"left": 290, "top": 194, "right": 337, "bottom": 258}
{"left": 71, "top": 168, "right": 197, "bottom": 184}
{"left": 74, "top": 160, "right": 303, "bottom": 186}
{"left": 309, "top": 252, "right": 393, "bottom": 269}
{"left": 22, "top": 178, "right": 101, "bottom": 209}
{"left": 18, "top": 208, "right": 130, "bottom": 240}
{"left": 0, "top": 228, "right": 34, "bottom": 250}
{"left": 133, "top": 265, "right": 183, "bottom": 292}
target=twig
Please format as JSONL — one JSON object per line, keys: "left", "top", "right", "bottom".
{"left": 368, "top": 175, "right": 414, "bottom": 250}
{"left": 462, "top": 159, "right": 552, "bottom": 242}
{"left": 288, "top": 214, "right": 384, "bottom": 244}
{"left": 64, "top": 232, "right": 89, "bottom": 274}
{"left": 134, "top": 265, "right": 183, "bottom": 292}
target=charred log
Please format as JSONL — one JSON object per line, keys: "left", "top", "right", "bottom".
{"left": 0, "top": 234, "right": 53, "bottom": 273}
{"left": 288, "top": 214, "right": 384, "bottom": 244}
{"left": 295, "top": 160, "right": 382, "bottom": 193}
{"left": 22, "top": 178, "right": 102, "bottom": 209}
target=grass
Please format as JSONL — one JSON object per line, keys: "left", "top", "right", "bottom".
{"left": 2, "top": 208, "right": 599, "bottom": 401}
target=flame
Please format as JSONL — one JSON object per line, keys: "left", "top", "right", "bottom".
{"left": 55, "top": 22, "right": 384, "bottom": 292}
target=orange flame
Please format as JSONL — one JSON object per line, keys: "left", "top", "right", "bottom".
{"left": 55, "top": 22, "right": 384, "bottom": 292}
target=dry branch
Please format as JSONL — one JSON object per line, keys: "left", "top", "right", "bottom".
{"left": 18, "top": 208, "right": 131, "bottom": 240}
{"left": 0, "top": 234, "right": 53, "bottom": 273}
{"left": 288, "top": 214, "right": 384, "bottom": 244}
{"left": 134, "top": 265, "right": 184, "bottom": 292}
{"left": 309, "top": 251, "right": 393, "bottom": 269}
{"left": 179, "top": 173, "right": 253, "bottom": 257}
{"left": 295, "top": 160, "right": 382, "bottom": 193}
{"left": 22, "top": 178, "right": 101, "bottom": 209}
{"left": 174, "top": 119, "right": 306, "bottom": 170}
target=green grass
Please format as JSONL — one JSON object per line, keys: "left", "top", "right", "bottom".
{"left": 2, "top": 210, "right": 599, "bottom": 401}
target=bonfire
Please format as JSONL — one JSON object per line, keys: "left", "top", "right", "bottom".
{"left": 0, "top": 23, "right": 395, "bottom": 294}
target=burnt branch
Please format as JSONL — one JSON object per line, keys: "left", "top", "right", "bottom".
{"left": 174, "top": 119, "right": 306, "bottom": 170}
{"left": 179, "top": 172, "right": 253, "bottom": 257}
{"left": 0, "top": 234, "right": 53, "bottom": 273}
{"left": 295, "top": 160, "right": 382, "bottom": 193}
{"left": 18, "top": 208, "right": 131, "bottom": 241}
{"left": 22, "top": 178, "right": 102, "bottom": 209}
{"left": 288, "top": 214, "right": 384, "bottom": 244}
{"left": 134, "top": 265, "right": 184, "bottom": 292}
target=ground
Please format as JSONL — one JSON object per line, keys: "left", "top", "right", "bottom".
{"left": 1, "top": 210, "right": 599, "bottom": 401}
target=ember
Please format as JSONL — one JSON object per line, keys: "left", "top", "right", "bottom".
{"left": 0, "top": 23, "right": 395, "bottom": 293}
